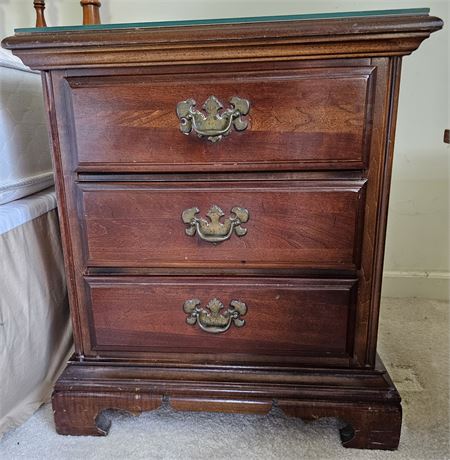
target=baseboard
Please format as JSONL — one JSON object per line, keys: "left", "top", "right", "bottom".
{"left": 382, "top": 271, "right": 449, "bottom": 300}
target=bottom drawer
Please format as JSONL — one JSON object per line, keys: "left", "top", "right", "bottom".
{"left": 85, "top": 277, "right": 356, "bottom": 364}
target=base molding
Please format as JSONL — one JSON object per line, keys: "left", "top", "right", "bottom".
{"left": 52, "top": 356, "right": 401, "bottom": 450}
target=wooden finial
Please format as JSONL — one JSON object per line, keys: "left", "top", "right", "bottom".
{"left": 80, "top": 0, "right": 101, "bottom": 25}
{"left": 33, "top": 0, "right": 47, "bottom": 27}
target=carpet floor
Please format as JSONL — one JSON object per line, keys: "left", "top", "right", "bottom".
{"left": 1, "top": 298, "right": 448, "bottom": 460}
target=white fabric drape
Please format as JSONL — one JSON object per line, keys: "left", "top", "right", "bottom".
{"left": 0, "top": 209, "right": 73, "bottom": 436}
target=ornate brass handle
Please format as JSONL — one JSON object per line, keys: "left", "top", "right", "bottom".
{"left": 182, "top": 205, "right": 249, "bottom": 244}
{"left": 183, "top": 298, "right": 247, "bottom": 334}
{"left": 176, "top": 95, "right": 250, "bottom": 143}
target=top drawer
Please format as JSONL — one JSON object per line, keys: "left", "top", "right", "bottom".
{"left": 67, "top": 66, "right": 375, "bottom": 172}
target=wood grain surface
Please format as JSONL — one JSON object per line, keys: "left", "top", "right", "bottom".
{"left": 79, "top": 180, "right": 366, "bottom": 269}
{"left": 86, "top": 276, "right": 356, "bottom": 359}
{"left": 2, "top": 14, "right": 443, "bottom": 70}
{"left": 68, "top": 67, "right": 374, "bottom": 171}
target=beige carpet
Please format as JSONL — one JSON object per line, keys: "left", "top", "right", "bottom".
{"left": 0, "top": 298, "right": 448, "bottom": 460}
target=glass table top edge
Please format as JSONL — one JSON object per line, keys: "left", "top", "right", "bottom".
{"left": 14, "top": 8, "right": 431, "bottom": 35}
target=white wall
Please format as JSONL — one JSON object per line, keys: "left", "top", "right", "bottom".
{"left": 1, "top": 1, "right": 448, "bottom": 299}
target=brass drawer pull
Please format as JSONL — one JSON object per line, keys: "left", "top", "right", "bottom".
{"left": 183, "top": 298, "right": 247, "bottom": 334}
{"left": 176, "top": 95, "right": 250, "bottom": 143}
{"left": 182, "top": 205, "right": 249, "bottom": 244}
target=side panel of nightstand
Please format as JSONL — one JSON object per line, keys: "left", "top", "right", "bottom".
{"left": 353, "top": 57, "right": 403, "bottom": 367}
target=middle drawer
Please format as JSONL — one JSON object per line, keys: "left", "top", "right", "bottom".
{"left": 78, "top": 180, "right": 365, "bottom": 270}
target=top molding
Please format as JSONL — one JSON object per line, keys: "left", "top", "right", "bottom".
{"left": 1, "top": 12, "right": 443, "bottom": 70}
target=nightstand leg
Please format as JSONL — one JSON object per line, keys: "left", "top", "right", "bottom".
{"left": 52, "top": 390, "right": 162, "bottom": 436}
{"left": 279, "top": 400, "right": 402, "bottom": 450}
{"left": 338, "top": 403, "right": 402, "bottom": 449}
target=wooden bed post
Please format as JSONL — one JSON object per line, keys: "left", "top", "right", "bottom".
{"left": 33, "top": 0, "right": 47, "bottom": 27}
{"left": 80, "top": 0, "right": 102, "bottom": 25}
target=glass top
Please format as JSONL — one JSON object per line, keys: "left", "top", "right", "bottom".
{"left": 15, "top": 8, "right": 430, "bottom": 34}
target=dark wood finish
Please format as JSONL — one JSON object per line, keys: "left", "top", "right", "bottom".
{"left": 53, "top": 390, "right": 162, "bottom": 435}
{"left": 3, "top": 12, "right": 442, "bottom": 449}
{"left": 362, "top": 57, "right": 403, "bottom": 366}
{"left": 169, "top": 397, "right": 272, "bottom": 414}
{"left": 2, "top": 14, "right": 442, "bottom": 70}
{"left": 33, "top": 0, "right": 47, "bottom": 28}
{"left": 67, "top": 67, "right": 374, "bottom": 172}
{"left": 86, "top": 276, "right": 356, "bottom": 360}
{"left": 80, "top": 0, "right": 101, "bottom": 25}
{"left": 52, "top": 356, "right": 401, "bottom": 449}
{"left": 280, "top": 400, "right": 402, "bottom": 450}
{"left": 444, "top": 129, "right": 449, "bottom": 144}
{"left": 79, "top": 180, "right": 365, "bottom": 269}
{"left": 76, "top": 170, "right": 365, "bottom": 182}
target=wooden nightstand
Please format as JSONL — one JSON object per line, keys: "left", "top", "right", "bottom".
{"left": 2, "top": 8, "right": 442, "bottom": 449}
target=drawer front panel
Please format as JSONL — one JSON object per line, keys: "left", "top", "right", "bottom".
{"left": 86, "top": 277, "right": 356, "bottom": 360}
{"left": 68, "top": 66, "right": 374, "bottom": 172}
{"left": 79, "top": 180, "right": 365, "bottom": 269}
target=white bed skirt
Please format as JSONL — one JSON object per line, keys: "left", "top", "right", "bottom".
{"left": 0, "top": 189, "right": 73, "bottom": 436}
